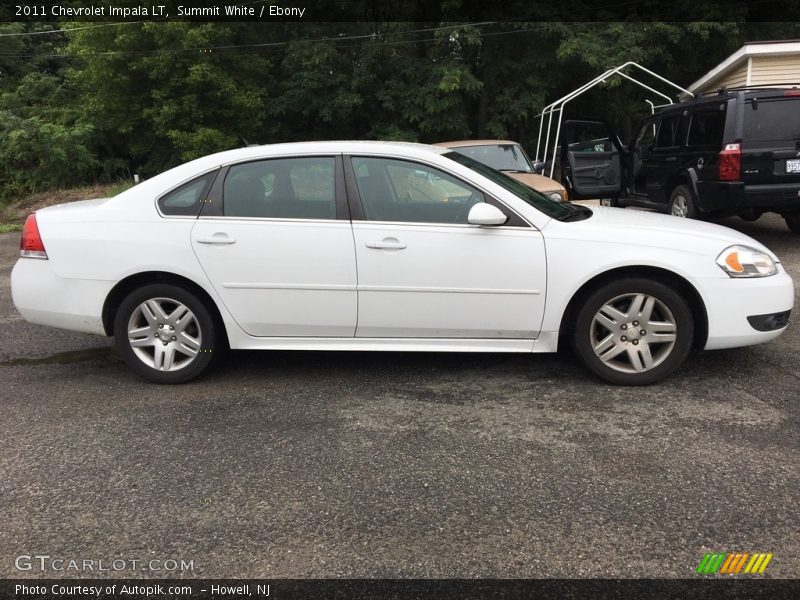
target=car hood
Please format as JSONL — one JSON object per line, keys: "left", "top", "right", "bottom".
{"left": 546, "top": 206, "right": 778, "bottom": 260}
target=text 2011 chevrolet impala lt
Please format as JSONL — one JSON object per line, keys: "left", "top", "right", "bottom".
{"left": 11, "top": 142, "right": 794, "bottom": 384}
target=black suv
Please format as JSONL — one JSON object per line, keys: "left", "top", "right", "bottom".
{"left": 553, "top": 87, "right": 800, "bottom": 232}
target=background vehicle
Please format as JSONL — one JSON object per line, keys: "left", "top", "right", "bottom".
{"left": 435, "top": 140, "right": 569, "bottom": 202}
{"left": 11, "top": 142, "right": 794, "bottom": 386}
{"left": 556, "top": 87, "right": 800, "bottom": 230}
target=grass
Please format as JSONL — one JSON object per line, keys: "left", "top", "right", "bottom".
{"left": 0, "top": 181, "right": 130, "bottom": 226}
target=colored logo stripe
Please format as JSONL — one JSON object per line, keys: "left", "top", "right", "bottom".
{"left": 696, "top": 552, "right": 773, "bottom": 574}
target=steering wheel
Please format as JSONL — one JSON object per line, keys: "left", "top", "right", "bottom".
{"left": 453, "top": 192, "right": 483, "bottom": 224}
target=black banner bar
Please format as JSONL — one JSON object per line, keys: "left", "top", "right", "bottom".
{"left": 3, "top": 0, "right": 800, "bottom": 22}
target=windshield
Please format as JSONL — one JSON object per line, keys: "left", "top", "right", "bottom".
{"left": 449, "top": 144, "right": 533, "bottom": 172}
{"left": 443, "top": 151, "right": 576, "bottom": 220}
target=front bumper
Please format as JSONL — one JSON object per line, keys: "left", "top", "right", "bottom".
{"left": 694, "top": 266, "right": 794, "bottom": 350}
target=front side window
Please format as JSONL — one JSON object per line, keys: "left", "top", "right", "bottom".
{"left": 443, "top": 151, "right": 575, "bottom": 221}
{"left": 567, "top": 122, "right": 614, "bottom": 153}
{"left": 351, "top": 157, "right": 483, "bottom": 224}
{"left": 157, "top": 170, "right": 217, "bottom": 216}
{"left": 223, "top": 157, "right": 336, "bottom": 219}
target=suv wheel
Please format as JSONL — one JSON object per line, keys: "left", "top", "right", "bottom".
{"left": 114, "top": 283, "right": 220, "bottom": 384}
{"left": 572, "top": 278, "right": 694, "bottom": 385}
{"left": 599, "top": 197, "right": 620, "bottom": 207}
{"left": 668, "top": 185, "right": 699, "bottom": 218}
{"left": 784, "top": 214, "right": 800, "bottom": 234}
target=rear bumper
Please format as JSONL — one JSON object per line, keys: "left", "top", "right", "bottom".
{"left": 693, "top": 266, "right": 794, "bottom": 350}
{"left": 11, "top": 258, "right": 111, "bottom": 335}
{"left": 696, "top": 181, "right": 800, "bottom": 214}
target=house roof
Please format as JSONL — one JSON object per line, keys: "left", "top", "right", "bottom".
{"left": 687, "top": 40, "right": 800, "bottom": 93}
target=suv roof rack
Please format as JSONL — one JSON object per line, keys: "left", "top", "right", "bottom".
{"left": 692, "top": 84, "right": 800, "bottom": 98}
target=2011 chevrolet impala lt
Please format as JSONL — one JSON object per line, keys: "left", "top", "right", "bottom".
{"left": 10, "top": 142, "right": 794, "bottom": 385}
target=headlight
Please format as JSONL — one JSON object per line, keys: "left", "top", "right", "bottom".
{"left": 716, "top": 245, "right": 777, "bottom": 278}
{"left": 548, "top": 191, "right": 563, "bottom": 203}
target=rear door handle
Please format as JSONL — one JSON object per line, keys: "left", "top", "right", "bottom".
{"left": 366, "top": 238, "right": 407, "bottom": 250}
{"left": 196, "top": 234, "right": 236, "bottom": 245}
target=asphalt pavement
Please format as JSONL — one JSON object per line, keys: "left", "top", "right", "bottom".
{"left": 1, "top": 213, "right": 799, "bottom": 578}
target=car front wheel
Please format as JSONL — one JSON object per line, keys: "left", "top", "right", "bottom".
{"left": 573, "top": 278, "right": 694, "bottom": 385}
{"left": 114, "top": 283, "right": 219, "bottom": 384}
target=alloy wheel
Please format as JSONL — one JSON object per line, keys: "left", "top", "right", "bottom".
{"left": 671, "top": 195, "right": 688, "bottom": 217}
{"left": 590, "top": 293, "right": 678, "bottom": 374}
{"left": 127, "top": 297, "right": 202, "bottom": 371}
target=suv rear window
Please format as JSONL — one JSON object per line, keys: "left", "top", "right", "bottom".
{"left": 744, "top": 97, "right": 800, "bottom": 142}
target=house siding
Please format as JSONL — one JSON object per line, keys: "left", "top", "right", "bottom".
{"left": 749, "top": 54, "right": 800, "bottom": 86}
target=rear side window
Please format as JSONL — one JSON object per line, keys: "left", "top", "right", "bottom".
{"left": 687, "top": 111, "right": 725, "bottom": 148}
{"left": 655, "top": 116, "right": 684, "bottom": 149}
{"left": 223, "top": 157, "right": 336, "bottom": 219}
{"left": 157, "top": 171, "right": 217, "bottom": 216}
{"left": 744, "top": 97, "right": 800, "bottom": 142}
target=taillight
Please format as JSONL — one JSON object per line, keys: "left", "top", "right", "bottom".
{"left": 784, "top": 90, "right": 800, "bottom": 97}
{"left": 718, "top": 143, "right": 741, "bottom": 181}
{"left": 20, "top": 214, "right": 47, "bottom": 259}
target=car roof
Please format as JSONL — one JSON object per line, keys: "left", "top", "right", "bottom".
{"left": 114, "top": 141, "right": 454, "bottom": 201}
{"left": 434, "top": 140, "right": 518, "bottom": 148}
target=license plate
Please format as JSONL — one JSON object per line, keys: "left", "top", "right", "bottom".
{"left": 787, "top": 159, "right": 800, "bottom": 173}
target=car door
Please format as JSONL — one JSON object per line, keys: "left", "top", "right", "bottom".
{"left": 638, "top": 114, "right": 686, "bottom": 203}
{"left": 345, "top": 155, "right": 547, "bottom": 339}
{"left": 562, "top": 120, "right": 623, "bottom": 199}
{"left": 191, "top": 155, "right": 358, "bottom": 337}
{"left": 630, "top": 117, "right": 659, "bottom": 196}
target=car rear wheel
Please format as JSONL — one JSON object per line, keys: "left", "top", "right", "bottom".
{"left": 573, "top": 278, "right": 694, "bottom": 385}
{"left": 599, "top": 197, "right": 620, "bottom": 207}
{"left": 114, "top": 284, "right": 219, "bottom": 384}
{"left": 784, "top": 214, "right": 800, "bottom": 234}
{"left": 668, "top": 185, "right": 699, "bottom": 219}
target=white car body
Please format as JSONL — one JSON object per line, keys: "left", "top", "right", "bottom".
{"left": 10, "top": 141, "right": 794, "bottom": 382}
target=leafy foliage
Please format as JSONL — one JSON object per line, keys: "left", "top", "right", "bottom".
{"left": 0, "top": 18, "right": 798, "bottom": 192}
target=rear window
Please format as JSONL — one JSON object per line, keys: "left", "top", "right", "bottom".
{"left": 744, "top": 97, "right": 800, "bottom": 142}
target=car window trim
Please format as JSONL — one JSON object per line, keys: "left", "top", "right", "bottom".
{"left": 198, "top": 154, "right": 348, "bottom": 221}
{"left": 343, "top": 154, "right": 531, "bottom": 228}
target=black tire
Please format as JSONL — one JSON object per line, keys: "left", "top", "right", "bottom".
{"left": 668, "top": 185, "right": 699, "bottom": 219}
{"left": 784, "top": 214, "right": 800, "bottom": 234}
{"left": 599, "top": 197, "right": 620, "bottom": 208}
{"left": 113, "top": 283, "right": 220, "bottom": 384}
{"left": 572, "top": 278, "right": 694, "bottom": 385}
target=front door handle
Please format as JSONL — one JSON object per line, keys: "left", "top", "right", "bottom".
{"left": 366, "top": 238, "right": 407, "bottom": 250}
{"left": 196, "top": 234, "right": 236, "bottom": 245}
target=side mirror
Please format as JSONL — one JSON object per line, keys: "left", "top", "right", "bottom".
{"left": 467, "top": 203, "right": 508, "bottom": 226}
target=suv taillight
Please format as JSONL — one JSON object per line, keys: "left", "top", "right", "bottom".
{"left": 20, "top": 214, "right": 48, "bottom": 259}
{"left": 718, "top": 143, "right": 741, "bottom": 181}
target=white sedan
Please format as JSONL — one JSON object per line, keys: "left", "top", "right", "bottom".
{"left": 11, "top": 141, "right": 794, "bottom": 385}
